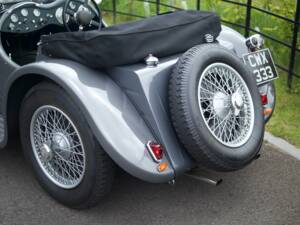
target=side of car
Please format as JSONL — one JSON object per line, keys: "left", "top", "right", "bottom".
{"left": 0, "top": 2, "right": 276, "bottom": 208}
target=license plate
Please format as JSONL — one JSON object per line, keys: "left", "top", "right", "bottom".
{"left": 243, "top": 48, "right": 279, "bottom": 85}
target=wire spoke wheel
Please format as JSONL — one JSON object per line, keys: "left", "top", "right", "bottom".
{"left": 198, "top": 63, "right": 255, "bottom": 148}
{"left": 170, "top": 44, "right": 264, "bottom": 171}
{"left": 30, "top": 105, "right": 86, "bottom": 189}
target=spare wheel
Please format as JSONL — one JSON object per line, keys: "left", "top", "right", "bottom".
{"left": 169, "top": 44, "right": 264, "bottom": 171}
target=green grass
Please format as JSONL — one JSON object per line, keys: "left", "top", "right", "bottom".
{"left": 101, "top": 0, "right": 300, "bottom": 147}
{"left": 267, "top": 75, "right": 300, "bottom": 148}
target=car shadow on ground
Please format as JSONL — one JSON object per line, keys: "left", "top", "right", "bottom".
{"left": 0, "top": 142, "right": 299, "bottom": 225}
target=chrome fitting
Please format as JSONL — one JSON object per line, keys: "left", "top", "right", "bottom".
{"left": 204, "top": 33, "right": 215, "bottom": 43}
{"left": 246, "top": 34, "right": 264, "bottom": 52}
{"left": 168, "top": 179, "right": 176, "bottom": 186}
{"left": 145, "top": 54, "right": 159, "bottom": 67}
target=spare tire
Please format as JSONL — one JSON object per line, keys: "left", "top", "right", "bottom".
{"left": 169, "top": 44, "right": 264, "bottom": 171}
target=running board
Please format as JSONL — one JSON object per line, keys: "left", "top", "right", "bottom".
{"left": 0, "top": 115, "right": 4, "bottom": 143}
{"left": 185, "top": 169, "right": 223, "bottom": 186}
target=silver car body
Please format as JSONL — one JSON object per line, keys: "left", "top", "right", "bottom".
{"left": 0, "top": 25, "right": 251, "bottom": 183}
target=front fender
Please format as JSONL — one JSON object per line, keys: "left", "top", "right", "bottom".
{"left": 5, "top": 60, "right": 175, "bottom": 183}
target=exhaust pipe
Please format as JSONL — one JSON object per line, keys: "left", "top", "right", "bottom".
{"left": 185, "top": 169, "right": 223, "bottom": 186}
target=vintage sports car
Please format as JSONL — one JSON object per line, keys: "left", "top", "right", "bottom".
{"left": 0, "top": 0, "right": 277, "bottom": 208}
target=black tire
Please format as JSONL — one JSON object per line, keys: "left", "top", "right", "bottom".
{"left": 20, "top": 82, "right": 115, "bottom": 208}
{"left": 169, "top": 44, "right": 264, "bottom": 171}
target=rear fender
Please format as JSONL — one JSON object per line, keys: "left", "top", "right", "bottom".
{"left": 4, "top": 60, "right": 175, "bottom": 183}
{"left": 218, "top": 25, "right": 249, "bottom": 57}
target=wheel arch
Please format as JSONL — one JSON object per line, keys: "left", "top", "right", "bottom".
{"left": 3, "top": 60, "right": 175, "bottom": 183}
{"left": 5, "top": 74, "right": 53, "bottom": 144}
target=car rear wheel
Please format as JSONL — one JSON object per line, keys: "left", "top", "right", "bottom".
{"left": 20, "top": 82, "right": 115, "bottom": 208}
{"left": 169, "top": 44, "right": 265, "bottom": 171}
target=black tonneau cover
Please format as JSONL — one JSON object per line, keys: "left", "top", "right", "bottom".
{"left": 40, "top": 10, "right": 221, "bottom": 69}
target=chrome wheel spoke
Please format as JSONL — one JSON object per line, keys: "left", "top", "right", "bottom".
{"left": 30, "top": 106, "right": 86, "bottom": 189}
{"left": 198, "top": 63, "right": 255, "bottom": 148}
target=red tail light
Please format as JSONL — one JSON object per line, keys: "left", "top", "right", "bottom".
{"left": 146, "top": 141, "right": 164, "bottom": 162}
{"left": 261, "top": 94, "right": 268, "bottom": 105}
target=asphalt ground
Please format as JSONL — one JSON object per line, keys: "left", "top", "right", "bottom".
{"left": 0, "top": 142, "right": 299, "bottom": 225}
